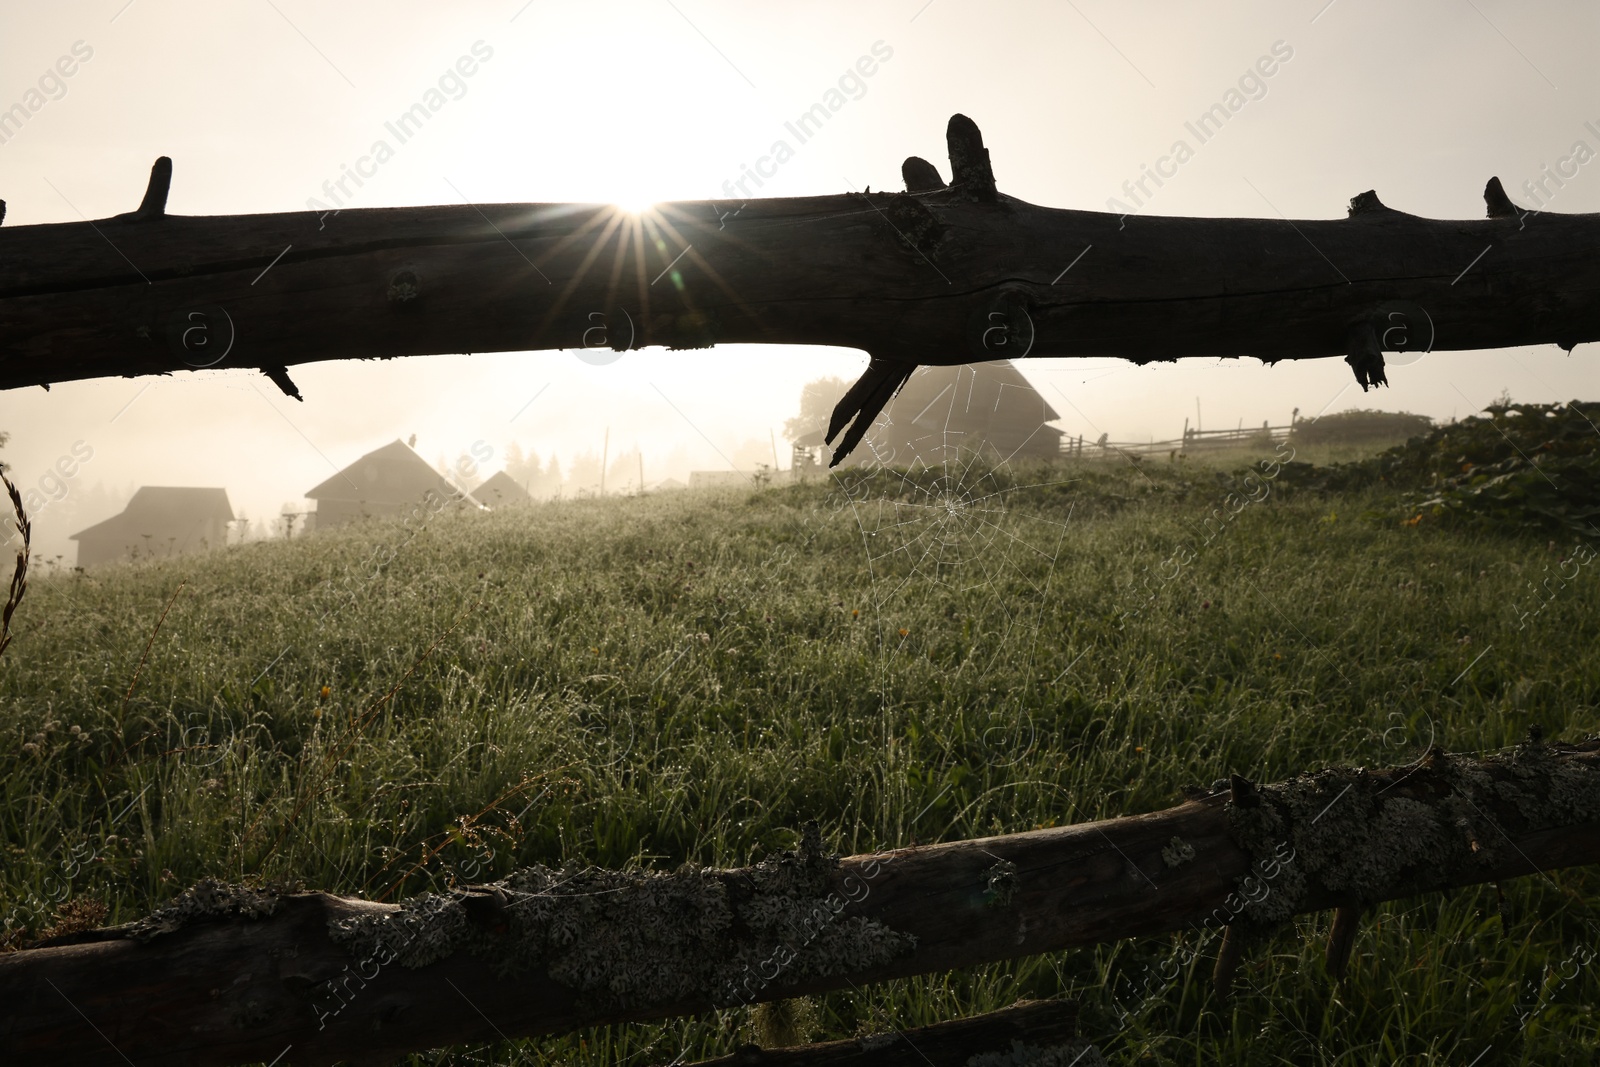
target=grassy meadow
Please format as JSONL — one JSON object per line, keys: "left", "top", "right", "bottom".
{"left": 2, "top": 442, "right": 1598, "bottom": 1065}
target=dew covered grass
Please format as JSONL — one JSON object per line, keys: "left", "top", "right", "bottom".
{"left": 2, "top": 448, "right": 1597, "bottom": 1064}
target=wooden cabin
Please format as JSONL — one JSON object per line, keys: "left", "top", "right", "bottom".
{"left": 792, "top": 360, "right": 1063, "bottom": 466}
{"left": 70, "top": 487, "right": 233, "bottom": 567}
{"left": 305, "top": 439, "right": 480, "bottom": 531}
{"left": 471, "top": 470, "right": 533, "bottom": 509}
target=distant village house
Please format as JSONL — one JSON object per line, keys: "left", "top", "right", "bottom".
{"left": 70, "top": 487, "right": 233, "bottom": 568}
{"left": 470, "top": 470, "right": 533, "bottom": 509}
{"left": 791, "top": 360, "right": 1063, "bottom": 466}
{"left": 305, "top": 439, "right": 481, "bottom": 531}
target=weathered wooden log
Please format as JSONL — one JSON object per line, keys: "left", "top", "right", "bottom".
{"left": 683, "top": 998, "right": 1093, "bottom": 1067}
{"left": 1, "top": 115, "right": 1595, "bottom": 434}
{"left": 1, "top": 737, "right": 1595, "bottom": 1066}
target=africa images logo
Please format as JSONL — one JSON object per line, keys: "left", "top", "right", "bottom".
{"left": 719, "top": 41, "right": 894, "bottom": 201}
{"left": 306, "top": 41, "right": 495, "bottom": 227}
{"left": 0, "top": 40, "right": 94, "bottom": 147}
{"left": 1107, "top": 40, "right": 1294, "bottom": 219}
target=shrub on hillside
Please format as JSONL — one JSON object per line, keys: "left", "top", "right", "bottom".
{"left": 1289, "top": 408, "right": 1434, "bottom": 446}
{"left": 1274, "top": 399, "right": 1600, "bottom": 538}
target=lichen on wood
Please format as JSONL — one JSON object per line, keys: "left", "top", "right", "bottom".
{"left": 324, "top": 829, "right": 917, "bottom": 1011}
{"left": 1159, "top": 837, "right": 1196, "bottom": 868}
{"left": 1222, "top": 738, "right": 1600, "bottom": 925}
{"left": 882, "top": 193, "right": 945, "bottom": 261}
{"left": 7, "top": 748, "right": 1596, "bottom": 1067}
{"left": 112, "top": 878, "right": 282, "bottom": 942}
{"left": 982, "top": 859, "right": 1018, "bottom": 907}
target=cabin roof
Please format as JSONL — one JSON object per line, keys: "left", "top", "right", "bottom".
{"left": 472, "top": 470, "right": 533, "bottom": 507}
{"left": 71, "top": 486, "right": 234, "bottom": 541}
{"left": 793, "top": 361, "right": 1060, "bottom": 448}
{"left": 305, "top": 439, "right": 472, "bottom": 504}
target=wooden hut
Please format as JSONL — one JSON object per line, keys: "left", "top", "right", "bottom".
{"left": 471, "top": 470, "right": 533, "bottom": 509}
{"left": 305, "top": 439, "right": 479, "bottom": 531}
{"left": 792, "top": 360, "right": 1063, "bottom": 466}
{"left": 70, "top": 487, "right": 233, "bottom": 567}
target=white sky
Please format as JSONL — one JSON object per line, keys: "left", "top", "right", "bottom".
{"left": 3, "top": 0, "right": 1598, "bottom": 558}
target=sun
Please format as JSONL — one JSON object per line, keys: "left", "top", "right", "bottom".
{"left": 610, "top": 197, "right": 657, "bottom": 216}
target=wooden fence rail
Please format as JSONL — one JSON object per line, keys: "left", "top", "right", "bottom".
{"left": 1058, "top": 423, "right": 1295, "bottom": 460}
{"left": 2, "top": 737, "right": 1596, "bottom": 1066}
{"left": 3, "top": 114, "right": 1598, "bottom": 468}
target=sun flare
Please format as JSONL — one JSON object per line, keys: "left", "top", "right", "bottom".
{"left": 610, "top": 198, "right": 658, "bottom": 217}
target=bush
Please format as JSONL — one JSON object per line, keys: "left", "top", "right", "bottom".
{"left": 1289, "top": 408, "right": 1433, "bottom": 446}
{"left": 1275, "top": 399, "right": 1600, "bottom": 537}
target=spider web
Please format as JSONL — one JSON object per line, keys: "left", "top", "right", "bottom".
{"left": 839, "top": 365, "right": 1077, "bottom": 605}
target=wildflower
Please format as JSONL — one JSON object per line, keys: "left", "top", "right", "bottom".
{"left": 852, "top": 609, "right": 860, "bottom": 618}
{"left": 1200, "top": 600, "right": 1211, "bottom": 610}
{"left": 898, "top": 629, "right": 909, "bottom": 637}
{"left": 69, "top": 725, "right": 81, "bottom": 735}
{"left": 1135, "top": 746, "right": 1144, "bottom": 753}
{"left": 21, "top": 742, "right": 37, "bottom": 755}
{"left": 319, "top": 685, "right": 331, "bottom": 700}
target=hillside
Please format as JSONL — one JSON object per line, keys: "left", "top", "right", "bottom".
{"left": 2, "top": 454, "right": 1597, "bottom": 1064}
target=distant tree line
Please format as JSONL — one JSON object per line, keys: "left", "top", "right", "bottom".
{"left": 499, "top": 442, "right": 649, "bottom": 498}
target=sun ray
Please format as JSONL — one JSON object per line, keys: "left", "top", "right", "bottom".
{"left": 533, "top": 207, "right": 632, "bottom": 342}
{"left": 640, "top": 205, "right": 769, "bottom": 337}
